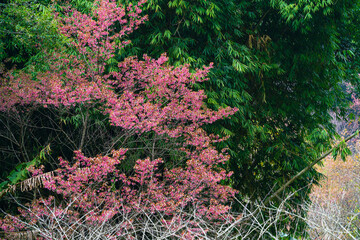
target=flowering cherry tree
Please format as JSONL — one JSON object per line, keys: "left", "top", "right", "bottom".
{"left": 0, "top": 0, "right": 238, "bottom": 238}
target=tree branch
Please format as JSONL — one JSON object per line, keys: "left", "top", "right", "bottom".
{"left": 264, "top": 130, "right": 359, "bottom": 206}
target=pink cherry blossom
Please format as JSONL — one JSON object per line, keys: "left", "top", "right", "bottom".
{"left": 0, "top": 0, "right": 238, "bottom": 238}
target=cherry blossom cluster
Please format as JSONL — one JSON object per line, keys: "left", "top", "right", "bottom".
{"left": 0, "top": 0, "right": 238, "bottom": 238}
{"left": 0, "top": 145, "right": 236, "bottom": 238}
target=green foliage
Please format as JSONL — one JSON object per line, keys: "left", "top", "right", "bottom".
{"left": 0, "top": 144, "right": 50, "bottom": 196}
{"left": 332, "top": 139, "right": 353, "bottom": 161}
{"left": 120, "top": 0, "right": 360, "bottom": 229}
{"left": 0, "top": 0, "right": 61, "bottom": 70}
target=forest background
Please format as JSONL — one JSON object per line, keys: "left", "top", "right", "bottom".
{"left": 0, "top": 0, "right": 360, "bottom": 239}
